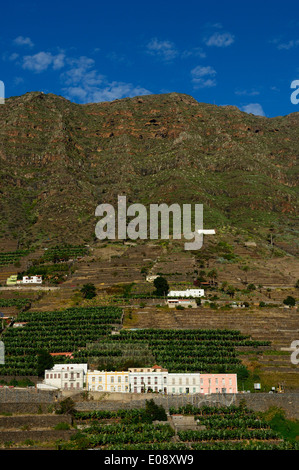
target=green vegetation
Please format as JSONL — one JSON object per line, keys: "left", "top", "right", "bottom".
{"left": 80, "top": 283, "right": 97, "bottom": 299}
{"left": 0, "top": 306, "right": 123, "bottom": 375}
{"left": 0, "top": 250, "right": 30, "bottom": 266}
{"left": 283, "top": 296, "right": 296, "bottom": 307}
{"left": 57, "top": 403, "right": 299, "bottom": 450}
{"left": 41, "top": 245, "right": 88, "bottom": 263}
{"left": 153, "top": 276, "right": 169, "bottom": 297}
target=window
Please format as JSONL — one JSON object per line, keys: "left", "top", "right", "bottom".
{"left": 65, "top": 373, "right": 68, "bottom": 378}
{"left": 192, "top": 378, "right": 195, "bottom": 385}
{"left": 125, "top": 376, "right": 128, "bottom": 382}
{"left": 118, "top": 376, "right": 121, "bottom": 383}
{"left": 148, "top": 377, "right": 151, "bottom": 384}
{"left": 172, "top": 387, "right": 175, "bottom": 393}
{"left": 111, "top": 377, "right": 114, "bottom": 383}
{"left": 229, "top": 378, "right": 232, "bottom": 386}
{"left": 215, "top": 378, "right": 218, "bottom": 385}
{"left": 172, "top": 378, "right": 175, "bottom": 385}
{"left": 193, "top": 388, "right": 196, "bottom": 393}
{"left": 154, "top": 377, "right": 158, "bottom": 385}
{"left": 99, "top": 377, "right": 102, "bottom": 382}
{"left": 186, "top": 378, "right": 189, "bottom": 385}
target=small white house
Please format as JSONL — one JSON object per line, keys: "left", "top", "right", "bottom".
{"left": 146, "top": 275, "right": 159, "bottom": 282}
{"left": 128, "top": 365, "right": 168, "bottom": 393}
{"left": 167, "top": 289, "right": 204, "bottom": 298}
{"left": 40, "top": 364, "right": 87, "bottom": 390}
{"left": 22, "top": 275, "right": 42, "bottom": 284}
{"left": 167, "top": 373, "right": 201, "bottom": 395}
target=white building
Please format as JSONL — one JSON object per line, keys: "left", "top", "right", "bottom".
{"left": 167, "top": 373, "right": 201, "bottom": 395}
{"left": 22, "top": 275, "right": 42, "bottom": 284}
{"left": 41, "top": 364, "right": 87, "bottom": 390}
{"left": 167, "top": 289, "right": 204, "bottom": 298}
{"left": 39, "top": 363, "right": 237, "bottom": 395}
{"left": 128, "top": 365, "right": 168, "bottom": 393}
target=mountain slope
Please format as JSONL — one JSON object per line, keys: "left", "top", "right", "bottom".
{"left": 0, "top": 91, "right": 298, "bottom": 249}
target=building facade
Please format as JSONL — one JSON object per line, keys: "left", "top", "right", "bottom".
{"left": 128, "top": 366, "right": 168, "bottom": 393}
{"left": 86, "top": 370, "right": 129, "bottom": 393}
{"left": 41, "top": 364, "right": 238, "bottom": 395}
{"left": 167, "top": 289, "right": 205, "bottom": 298}
{"left": 199, "top": 374, "right": 238, "bottom": 394}
{"left": 43, "top": 364, "right": 87, "bottom": 390}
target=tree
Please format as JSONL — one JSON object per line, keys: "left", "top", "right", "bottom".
{"left": 207, "top": 269, "right": 218, "bottom": 286}
{"left": 145, "top": 399, "right": 167, "bottom": 422}
{"left": 153, "top": 276, "right": 169, "bottom": 297}
{"left": 37, "top": 349, "right": 54, "bottom": 377}
{"left": 80, "top": 283, "right": 97, "bottom": 299}
{"left": 283, "top": 296, "right": 296, "bottom": 307}
{"left": 226, "top": 285, "right": 235, "bottom": 298}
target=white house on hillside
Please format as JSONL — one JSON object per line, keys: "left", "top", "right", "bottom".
{"left": 167, "top": 289, "right": 204, "bottom": 298}
{"left": 38, "top": 364, "right": 87, "bottom": 390}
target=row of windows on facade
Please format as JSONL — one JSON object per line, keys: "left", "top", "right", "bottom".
{"left": 46, "top": 372, "right": 81, "bottom": 379}
{"left": 89, "top": 385, "right": 234, "bottom": 394}
{"left": 89, "top": 376, "right": 233, "bottom": 386}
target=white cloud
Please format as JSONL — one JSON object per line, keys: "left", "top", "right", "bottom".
{"left": 204, "top": 31, "right": 235, "bottom": 47}
{"left": 22, "top": 52, "right": 65, "bottom": 73}
{"left": 191, "top": 65, "right": 217, "bottom": 88}
{"left": 63, "top": 81, "right": 150, "bottom": 103}
{"left": 277, "top": 39, "right": 299, "bottom": 50}
{"left": 181, "top": 47, "right": 206, "bottom": 59}
{"left": 61, "top": 56, "right": 150, "bottom": 103}
{"left": 13, "top": 36, "right": 34, "bottom": 47}
{"left": 241, "top": 103, "right": 265, "bottom": 116}
{"left": 235, "top": 89, "right": 260, "bottom": 96}
{"left": 146, "top": 38, "right": 178, "bottom": 61}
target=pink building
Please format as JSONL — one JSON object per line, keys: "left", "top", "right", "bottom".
{"left": 199, "top": 374, "right": 238, "bottom": 394}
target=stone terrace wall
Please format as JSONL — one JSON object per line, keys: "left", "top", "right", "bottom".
{"left": 0, "top": 388, "right": 298, "bottom": 420}
{"left": 74, "top": 392, "right": 299, "bottom": 420}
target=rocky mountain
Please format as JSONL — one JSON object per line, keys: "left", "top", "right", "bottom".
{"left": 0, "top": 91, "right": 298, "bottom": 251}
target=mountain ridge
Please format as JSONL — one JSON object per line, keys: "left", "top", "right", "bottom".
{"left": 0, "top": 91, "right": 298, "bottom": 250}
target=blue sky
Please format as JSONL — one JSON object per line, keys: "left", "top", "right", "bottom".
{"left": 1, "top": 0, "right": 299, "bottom": 117}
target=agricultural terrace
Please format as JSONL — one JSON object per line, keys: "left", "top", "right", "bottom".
{"left": 0, "top": 306, "right": 122, "bottom": 376}
{"left": 40, "top": 245, "right": 89, "bottom": 262}
{"left": 0, "top": 303, "right": 270, "bottom": 377}
{"left": 58, "top": 404, "right": 299, "bottom": 450}
{"left": 0, "top": 250, "right": 30, "bottom": 266}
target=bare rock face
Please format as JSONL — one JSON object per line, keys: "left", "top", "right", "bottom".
{"left": 0, "top": 91, "right": 298, "bottom": 247}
